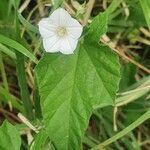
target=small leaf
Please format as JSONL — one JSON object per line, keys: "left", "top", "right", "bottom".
{"left": 0, "top": 121, "right": 21, "bottom": 150}
{"left": 86, "top": 12, "right": 108, "bottom": 41}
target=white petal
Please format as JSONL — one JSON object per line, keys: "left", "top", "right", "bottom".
{"left": 60, "top": 37, "right": 78, "bottom": 54}
{"left": 67, "top": 18, "right": 83, "bottom": 40}
{"left": 38, "top": 18, "right": 56, "bottom": 38}
{"left": 43, "top": 36, "right": 60, "bottom": 53}
{"left": 49, "top": 8, "right": 72, "bottom": 26}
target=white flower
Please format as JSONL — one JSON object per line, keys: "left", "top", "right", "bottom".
{"left": 38, "top": 8, "right": 83, "bottom": 54}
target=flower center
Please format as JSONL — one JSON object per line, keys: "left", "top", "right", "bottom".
{"left": 56, "top": 26, "right": 67, "bottom": 37}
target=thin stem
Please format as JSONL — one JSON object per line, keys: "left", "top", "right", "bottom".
{"left": 0, "top": 107, "right": 21, "bottom": 122}
{"left": 18, "top": 113, "right": 38, "bottom": 133}
{"left": 113, "top": 106, "right": 118, "bottom": 131}
{"left": 83, "top": 0, "right": 95, "bottom": 26}
{"left": 91, "top": 110, "right": 150, "bottom": 150}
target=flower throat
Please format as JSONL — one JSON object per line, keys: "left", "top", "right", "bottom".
{"left": 56, "top": 26, "right": 67, "bottom": 37}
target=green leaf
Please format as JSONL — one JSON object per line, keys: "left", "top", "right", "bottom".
{"left": 0, "top": 121, "right": 21, "bottom": 150}
{"left": 0, "top": 86, "right": 23, "bottom": 111}
{"left": 0, "top": 43, "right": 16, "bottom": 59}
{"left": 53, "top": 0, "right": 63, "bottom": 9}
{"left": 106, "top": 0, "right": 123, "bottom": 14}
{"left": 31, "top": 129, "right": 55, "bottom": 150}
{"left": 35, "top": 9, "right": 120, "bottom": 149}
{"left": 87, "top": 12, "right": 108, "bottom": 41}
{"left": 35, "top": 43, "right": 120, "bottom": 149}
{"left": 139, "top": 0, "right": 150, "bottom": 30}
{"left": 18, "top": 13, "right": 38, "bottom": 33}
{"left": 127, "top": 1, "right": 147, "bottom": 27}
{"left": 116, "top": 76, "right": 150, "bottom": 107}
{"left": 91, "top": 110, "right": 150, "bottom": 149}
{"left": 0, "top": 34, "right": 38, "bottom": 63}
{"left": 119, "top": 63, "right": 136, "bottom": 91}
{"left": 31, "top": 129, "right": 49, "bottom": 150}
{"left": 16, "top": 52, "right": 33, "bottom": 120}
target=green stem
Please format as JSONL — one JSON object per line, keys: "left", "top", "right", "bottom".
{"left": 91, "top": 110, "right": 150, "bottom": 150}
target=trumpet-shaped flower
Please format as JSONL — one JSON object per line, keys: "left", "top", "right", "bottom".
{"left": 38, "top": 8, "right": 83, "bottom": 54}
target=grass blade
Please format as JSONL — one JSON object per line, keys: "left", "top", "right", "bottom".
{"left": 0, "top": 52, "right": 12, "bottom": 110}
{"left": 0, "top": 34, "right": 38, "bottom": 64}
{"left": 0, "top": 43, "right": 16, "bottom": 59}
{"left": 16, "top": 52, "right": 33, "bottom": 120}
{"left": 139, "top": 0, "right": 150, "bottom": 30}
{"left": 0, "top": 86, "right": 23, "bottom": 112}
{"left": 91, "top": 110, "right": 150, "bottom": 149}
{"left": 18, "top": 13, "right": 38, "bottom": 33}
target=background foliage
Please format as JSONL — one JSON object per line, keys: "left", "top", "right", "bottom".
{"left": 0, "top": 0, "right": 150, "bottom": 150}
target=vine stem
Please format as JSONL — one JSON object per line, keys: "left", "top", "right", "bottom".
{"left": 91, "top": 110, "right": 150, "bottom": 150}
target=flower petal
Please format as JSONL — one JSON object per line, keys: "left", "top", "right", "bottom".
{"left": 67, "top": 18, "right": 83, "bottom": 40}
{"left": 38, "top": 18, "right": 56, "bottom": 38}
{"left": 43, "top": 36, "right": 60, "bottom": 53}
{"left": 60, "top": 37, "right": 78, "bottom": 54}
{"left": 49, "top": 8, "right": 72, "bottom": 26}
